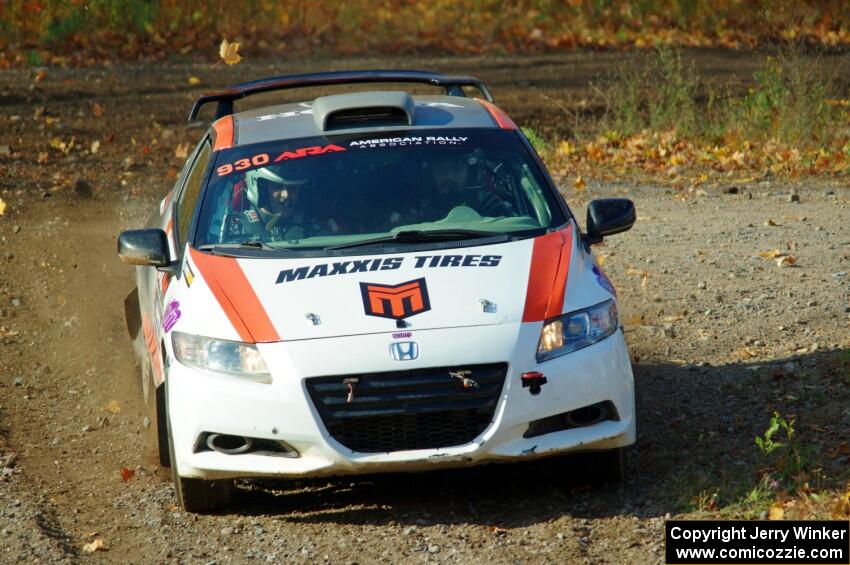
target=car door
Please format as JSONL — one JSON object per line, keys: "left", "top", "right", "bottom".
{"left": 139, "top": 135, "right": 212, "bottom": 388}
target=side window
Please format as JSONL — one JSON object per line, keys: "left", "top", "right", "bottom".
{"left": 518, "top": 164, "right": 552, "bottom": 227}
{"left": 176, "top": 140, "right": 212, "bottom": 246}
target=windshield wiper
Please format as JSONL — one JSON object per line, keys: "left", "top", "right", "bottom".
{"left": 325, "top": 229, "right": 509, "bottom": 251}
{"left": 196, "top": 241, "right": 278, "bottom": 253}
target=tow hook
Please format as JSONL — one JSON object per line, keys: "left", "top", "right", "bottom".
{"left": 521, "top": 371, "right": 547, "bottom": 396}
{"left": 343, "top": 377, "right": 359, "bottom": 403}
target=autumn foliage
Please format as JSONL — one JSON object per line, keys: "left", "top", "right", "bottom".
{"left": 536, "top": 48, "right": 850, "bottom": 190}
{"left": 4, "top": 3, "right": 849, "bottom": 187}
{"left": 2, "top": 0, "right": 850, "bottom": 67}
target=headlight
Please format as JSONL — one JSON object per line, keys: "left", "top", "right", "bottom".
{"left": 536, "top": 300, "right": 618, "bottom": 362}
{"left": 171, "top": 332, "right": 271, "bottom": 383}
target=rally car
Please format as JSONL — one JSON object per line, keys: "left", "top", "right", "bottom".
{"left": 118, "top": 70, "right": 636, "bottom": 513}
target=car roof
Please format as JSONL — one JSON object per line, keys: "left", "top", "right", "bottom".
{"left": 213, "top": 92, "right": 513, "bottom": 150}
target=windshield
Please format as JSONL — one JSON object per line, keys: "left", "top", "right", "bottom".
{"left": 194, "top": 128, "right": 566, "bottom": 252}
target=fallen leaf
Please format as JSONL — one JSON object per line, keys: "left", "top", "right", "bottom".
{"left": 33, "top": 70, "right": 47, "bottom": 83}
{"left": 174, "top": 143, "right": 189, "bottom": 159}
{"left": 595, "top": 254, "right": 606, "bottom": 267}
{"left": 37, "top": 152, "right": 48, "bottom": 164}
{"left": 759, "top": 249, "right": 782, "bottom": 259}
{"left": 92, "top": 103, "right": 104, "bottom": 117}
{"left": 735, "top": 346, "right": 758, "bottom": 359}
{"left": 120, "top": 467, "right": 135, "bottom": 482}
{"left": 0, "top": 198, "right": 5, "bottom": 215}
{"left": 82, "top": 538, "right": 107, "bottom": 553}
{"left": 776, "top": 255, "right": 796, "bottom": 267}
{"left": 627, "top": 314, "right": 645, "bottom": 326}
{"left": 49, "top": 136, "right": 75, "bottom": 155}
{"left": 764, "top": 219, "right": 780, "bottom": 226}
{"left": 768, "top": 502, "right": 784, "bottom": 520}
{"left": 188, "top": 76, "right": 202, "bottom": 86}
{"left": 557, "top": 140, "right": 574, "bottom": 155}
{"left": 219, "top": 39, "right": 242, "bottom": 66}
{"left": 104, "top": 400, "right": 121, "bottom": 414}
{"left": 0, "top": 327, "right": 20, "bottom": 338}
{"left": 90, "top": 140, "right": 100, "bottom": 154}
{"left": 572, "top": 175, "right": 586, "bottom": 191}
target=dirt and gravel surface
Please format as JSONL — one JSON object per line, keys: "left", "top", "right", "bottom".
{"left": 1, "top": 52, "right": 848, "bottom": 563}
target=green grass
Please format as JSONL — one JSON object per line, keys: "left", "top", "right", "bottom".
{"left": 521, "top": 126, "right": 548, "bottom": 152}
{"left": 586, "top": 47, "right": 848, "bottom": 149}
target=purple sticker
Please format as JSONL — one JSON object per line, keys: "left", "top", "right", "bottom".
{"left": 592, "top": 265, "right": 617, "bottom": 297}
{"left": 392, "top": 331, "right": 413, "bottom": 339}
{"left": 163, "top": 300, "right": 181, "bottom": 332}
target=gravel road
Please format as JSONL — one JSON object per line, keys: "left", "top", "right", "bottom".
{"left": 1, "top": 53, "right": 848, "bottom": 563}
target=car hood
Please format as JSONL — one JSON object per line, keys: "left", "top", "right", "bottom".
{"left": 172, "top": 225, "right": 589, "bottom": 343}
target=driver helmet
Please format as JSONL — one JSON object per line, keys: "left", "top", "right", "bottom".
{"left": 244, "top": 166, "right": 310, "bottom": 208}
{"left": 427, "top": 149, "right": 482, "bottom": 192}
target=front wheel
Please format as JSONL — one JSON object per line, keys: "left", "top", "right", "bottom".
{"left": 548, "top": 447, "right": 628, "bottom": 487}
{"left": 171, "top": 470, "right": 236, "bottom": 514}
{"left": 165, "top": 381, "right": 235, "bottom": 513}
{"left": 589, "top": 447, "right": 627, "bottom": 485}
{"left": 139, "top": 352, "right": 170, "bottom": 467}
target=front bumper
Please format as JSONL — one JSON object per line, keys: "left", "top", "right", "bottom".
{"left": 166, "top": 323, "right": 635, "bottom": 480}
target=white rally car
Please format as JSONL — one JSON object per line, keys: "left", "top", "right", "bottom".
{"left": 118, "top": 70, "right": 636, "bottom": 512}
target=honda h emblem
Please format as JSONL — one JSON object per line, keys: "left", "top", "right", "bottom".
{"left": 389, "top": 341, "right": 419, "bottom": 361}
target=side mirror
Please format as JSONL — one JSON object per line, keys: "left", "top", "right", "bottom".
{"left": 586, "top": 198, "right": 635, "bottom": 245}
{"left": 117, "top": 229, "right": 171, "bottom": 267}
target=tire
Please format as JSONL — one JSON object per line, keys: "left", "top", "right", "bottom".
{"left": 164, "top": 380, "right": 235, "bottom": 513}
{"left": 548, "top": 447, "right": 627, "bottom": 487}
{"left": 153, "top": 383, "right": 171, "bottom": 467}
{"left": 171, "top": 471, "right": 236, "bottom": 514}
{"left": 140, "top": 353, "right": 170, "bottom": 467}
{"left": 123, "top": 288, "right": 142, "bottom": 340}
{"left": 588, "top": 447, "right": 627, "bottom": 485}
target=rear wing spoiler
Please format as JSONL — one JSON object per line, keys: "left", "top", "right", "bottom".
{"left": 188, "top": 69, "right": 494, "bottom": 122}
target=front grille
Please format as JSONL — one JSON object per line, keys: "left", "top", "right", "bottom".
{"left": 306, "top": 363, "right": 507, "bottom": 453}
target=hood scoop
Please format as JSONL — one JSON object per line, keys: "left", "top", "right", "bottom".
{"left": 313, "top": 91, "right": 415, "bottom": 131}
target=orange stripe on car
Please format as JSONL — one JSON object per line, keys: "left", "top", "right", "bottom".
{"left": 522, "top": 225, "right": 574, "bottom": 322}
{"left": 477, "top": 99, "right": 518, "bottom": 130}
{"left": 189, "top": 248, "right": 280, "bottom": 343}
{"left": 212, "top": 115, "right": 235, "bottom": 151}
{"left": 142, "top": 314, "right": 164, "bottom": 385}
{"left": 545, "top": 226, "right": 573, "bottom": 319}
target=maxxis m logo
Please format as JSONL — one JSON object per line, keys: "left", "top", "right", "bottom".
{"left": 360, "top": 278, "right": 431, "bottom": 320}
